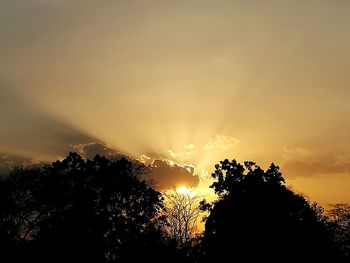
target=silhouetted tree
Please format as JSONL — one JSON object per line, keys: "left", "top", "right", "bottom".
{"left": 2, "top": 154, "right": 349, "bottom": 262}
{"left": 162, "top": 188, "right": 202, "bottom": 247}
{"left": 0, "top": 153, "right": 181, "bottom": 263}
{"left": 200, "top": 159, "right": 343, "bottom": 262}
{"left": 327, "top": 204, "right": 350, "bottom": 258}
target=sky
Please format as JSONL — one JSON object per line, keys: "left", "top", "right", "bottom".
{"left": 1, "top": 0, "right": 350, "bottom": 205}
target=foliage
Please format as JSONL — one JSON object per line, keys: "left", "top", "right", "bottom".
{"left": 0, "top": 153, "right": 171, "bottom": 263}
{"left": 327, "top": 204, "right": 350, "bottom": 257}
{"left": 1, "top": 155, "right": 349, "bottom": 262}
{"left": 200, "top": 159, "right": 343, "bottom": 262}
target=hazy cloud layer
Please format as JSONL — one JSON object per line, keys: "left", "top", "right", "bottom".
{"left": 282, "top": 147, "right": 350, "bottom": 177}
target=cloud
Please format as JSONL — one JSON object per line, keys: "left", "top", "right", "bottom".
{"left": 168, "top": 150, "right": 180, "bottom": 159}
{"left": 0, "top": 149, "right": 131, "bottom": 175}
{"left": 0, "top": 136, "right": 199, "bottom": 190}
{"left": 0, "top": 137, "right": 199, "bottom": 191}
{"left": 203, "top": 135, "right": 240, "bottom": 151}
{"left": 185, "top": 144, "right": 194, "bottom": 151}
{"left": 146, "top": 159, "right": 199, "bottom": 189}
{"left": 139, "top": 154, "right": 152, "bottom": 165}
{"left": 281, "top": 147, "right": 350, "bottom": 177}
{"left": 0, "top": 154, "right": 45, "bottom": 175}
{"left": 69, "top": 143, "right": 200, "bottom": 189}
{"left": 0, "top": 155, "right": 19, "bottom": 174}
{"left": 70, "top": 142, "right": 122, "bottom": 160}
{"left": 197, "top": 168, "right": 214, "bottom": 186}
{"left": 333, "top": 154, "right": 350, "bottom": 168}
{"left": 184, "top": 144, "right": 195, "bottom": 158}
{"left": 0, "top": 142, "right": 125, "bottom": 174}
{"left": 167, "top": 144, "right": 195, "bottom": 161}
{"left": 283, "top": 147, "right": 318, "bottom": 164}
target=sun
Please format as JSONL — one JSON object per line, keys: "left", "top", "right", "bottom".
{"left": 176, "top": 186, "right": 195, "bottom": 197}
{"left": 177, "top": 186, "right": 190, "bottom": 195}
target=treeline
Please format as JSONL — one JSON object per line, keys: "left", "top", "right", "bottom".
{"left": 0, "top": 153, "right": 349, "bottom": 262}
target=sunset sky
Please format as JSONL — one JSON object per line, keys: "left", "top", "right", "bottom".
{"left": 1, "top": 0, "right": 350, "bottom": 205}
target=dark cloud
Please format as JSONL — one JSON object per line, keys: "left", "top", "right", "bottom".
{"left": 0, "top": 140, "right": 200, "bottom": 190}
{"left": 68, "top": 144, "right": 199, "bottom": 189}
{"left": 146, "top": 159, "right": 199, "bottom": 189}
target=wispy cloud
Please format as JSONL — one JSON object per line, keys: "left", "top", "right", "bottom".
{"left": 281, "top": 146, "right": 350, "bottom": 177}
{"left": 168, "top": 150, "right": 180, "bottom": 159}
{"left": 283, "top": 147, "right": 318, "bottom": 164}
{"left": 203, "top": 135, "right": 240, "bottom": 151}
{"left": 167, "top": 144, "right": 195, "bottom": 160}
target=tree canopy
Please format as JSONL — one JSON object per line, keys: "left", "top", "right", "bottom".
{"left": 200, "top": 159, "right": 343, "bottom": 262}
{"left": 327, "top": 204, "right": 350, "bottom": 258}
{"left": 0, "top": 155, "right": 349, "bottom": 262}
{"left": 0, "top": 153, "right": 178, "bottom": 263}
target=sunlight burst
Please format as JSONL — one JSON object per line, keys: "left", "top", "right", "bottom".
{"left": 176, "top": 185, "right": 195, "bottom": 197}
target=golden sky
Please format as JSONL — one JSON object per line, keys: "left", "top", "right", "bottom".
{"left": 1, "top": 0, "right": 350, "bottom": 206}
